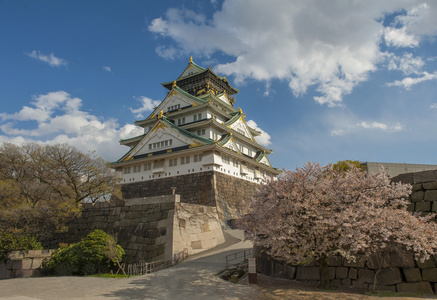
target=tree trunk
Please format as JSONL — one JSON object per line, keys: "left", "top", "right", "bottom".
{"left": 318, "top": 256, "right": 331, "bottom": 289}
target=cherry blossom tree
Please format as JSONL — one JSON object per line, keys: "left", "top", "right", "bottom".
{"left": 239, "top": 162, "right": 437, "bottom": 289}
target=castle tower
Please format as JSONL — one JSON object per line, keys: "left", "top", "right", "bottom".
{"left": 112, "top": 58, "right": 280, "bottom": 223}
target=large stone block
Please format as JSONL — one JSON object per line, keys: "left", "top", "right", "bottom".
{"left": 286, "top": 265, "right": 296, "bottom": 279}
{"left": 348, "top": 268, "right": 357, "bottom": 280}
{"left": 329, "top": 267, "right": 336, "bottom": 280}
{"left": 411, "top": 191, "right": 424, "bottom": 202}
{"left": 336, "top": 267, "right": 349, "bottom": 279}
{"left": 422, "top": 182, "right": 437, "bottom": 190}
{"left": 403, "top": 268, "right": 422, "bottom": 282}
{"left": 391, "top": 173, "right": 414, "bottom": 185}
{"left": 412, "top": 183, "right": 423, "bottom": 192}
{"left": 296, "top": 267, "right": 320, "bottom": 281}
{"left": 396, "top": 282, "right": 433, "bottom": 294}
{"left": 422, "top": 268, "right": 437, "bottom": 282}
{"left": 432, "top": 201, "right": 437, "bottom": 212}
{"left": 415, "top": 201, "right": 431, "bottom": 212}
{"left": 376, "top": 268, "right": 403, "bottom": 286}
{"left": 358, "top": 269, "right": 374, "bottom": 284}
{"left": 331, "top": 279, "right": 341, "bottom": 287}
{"left": 341, "top": 278, "right": 352, "bottom": 286}
{"left": 374, "top": 285, "right": 397, "bottom": 292}
{"left": 413, "top": 171, "right": 437, "bottom": 184}
{"left": 424, "top": 190, "right": 437, "bottom": 201}
{"left": 352, "top": 280, "right": 367, "bottom": 289}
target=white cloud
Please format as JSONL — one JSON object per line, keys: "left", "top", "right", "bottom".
{"left": 0, "top": 91, "right": 143, "bottom": 161}
{"left": 130, "top": 96, "right": 161, "bottom": 118}
{"left": 26, "top": 50, "right": 67, "bottom": 67}
{"left": 387, "top": 53, "right": 425, "bottom": 75}
{"left": 386, "top": 71, "right": 437, "bottom": 90}
{"left": 103, "top": 66, "right": 112, "bottom": 72}
{"left": 329, "top": 113, "right": 405, "bottom": 136}
{"left": 383, "top": 27, "right": 419, "bottom": 48}
{"left": 246, "top": 119, "right": 271, "bottom": 146}
{"left": 430, "top": 103, "right": 437, "bottom": 109}
{"left": 155, "top": 46, "right": 177, "bottom": 60}
{"left": 357, "top": 121, "right": 404, "bottom": 132}
{"left": 149, "top": 1, "right": 437, "bottom": 106}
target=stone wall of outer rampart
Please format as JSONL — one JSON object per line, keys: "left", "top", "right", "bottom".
{"left": 392, "top": 169, "right": 437, "bottom": 215}
{"left": 256, "top": 250, "right": 437, "bottom": 294}
{"left": 0, "top": 250, "right": 55, "bottom": 279}
{"left": 255, "top": 169, "right": 437, "bottom": 295}
{"left": 43, "top": 195, "right": 224, "bottom": 265}
{"left": 44, "top": 196, "right": 178, "bottom": 264}
{"left": 121, "top": 172, "right": 216, "bottom": 206}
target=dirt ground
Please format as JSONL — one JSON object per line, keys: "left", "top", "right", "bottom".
{"left": 240, "top": 274, "right": 437, "bottom": 300}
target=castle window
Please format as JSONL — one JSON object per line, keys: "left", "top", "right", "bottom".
{"left": 193, "top": 154, "right": 202, "bottom": 162}
{"left": 177, "top": 117, "right": 186, "bottom": 125}
{"left": 181, "top": 156, "right": 190, "bottom": 165}
{"left": 169, "top": 158, "right": 177, "bottom": 167}
{"left": 144, "top": 163, "right": 152, "bottom": 171}
{"left": 149, "top": 139, "right": 172, "bottom": 151}
{"left": 197, "top": 129, "right": 205, "bottom": 136}
{"left": 221, "top": 154, "right": 230, "bottom": 164}
{"left": 123, "top": 167, "right": 131, "bottom": 174}
{"left": 168, "top": 104, "right": 180, "bottom": 112}
{"left": 193, "top": 113, "right": 201, "bottom": 121}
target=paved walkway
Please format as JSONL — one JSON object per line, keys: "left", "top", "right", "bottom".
{"left": 0, "top": 230, "right": 433, "bottom": 300}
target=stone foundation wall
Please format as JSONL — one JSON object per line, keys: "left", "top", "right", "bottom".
{"left": 43, "top": 195, "right": 224, "bottom": 264}
{"left": 121, "top": 172, "right": 216, "bottom": 206}
{"left": 121, "top": 171, "right": 260, "bottom": 223}
{"left": 213, "top": 172, "right": 259, "bottom": 223}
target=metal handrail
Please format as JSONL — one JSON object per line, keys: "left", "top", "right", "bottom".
{"left": 225, "top": 249, "right": 252, "bottom": 268}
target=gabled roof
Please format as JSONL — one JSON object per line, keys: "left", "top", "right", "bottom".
{"left": 139, "top": 86, "right": 208, "bottom": 123}
{"left": 224, "top": 111, "right": 243, "bottom": 126}
{"left": 117, "top": 115, "right": 214, "bottom": 163}
{"left": 161, "top": 58, "right": 239, "bottom": 95}
{"left": 176, "top": 58, "right": 206, "bottom": 79}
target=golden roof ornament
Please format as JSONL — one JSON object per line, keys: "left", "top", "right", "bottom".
{"left": 189, "top": 56, "right": 193, "bottom": 63}
{"left": 158, "top": 110, "right": 164, "bottom": 119}
{"left": 238, "top": 107, "right": 243, "bottom": 114}
{"left": 172, "top": 81, "right": 177, "bottom": 88}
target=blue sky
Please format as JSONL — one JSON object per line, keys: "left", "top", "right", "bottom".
{"left": 1, "top": 0, "right": 437, "bottom": 171}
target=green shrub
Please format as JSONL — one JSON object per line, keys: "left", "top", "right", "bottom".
{"left": 44, "top": 230, "right": 124, "bottom": 275}
{"left": 0, "top": 230, "right": 43, "bottom": 263}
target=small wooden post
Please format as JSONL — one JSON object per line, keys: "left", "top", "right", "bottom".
{"left": 248, "top": 257, "right": 257, "bottom": 284}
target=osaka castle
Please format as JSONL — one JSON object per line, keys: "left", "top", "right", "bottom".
{"left": 113, "top": 57, "right": 280, "bottom": 222}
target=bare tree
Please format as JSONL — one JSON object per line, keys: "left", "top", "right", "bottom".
{"left": 0, "top": 142, "right": 122, "bottom": 238}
